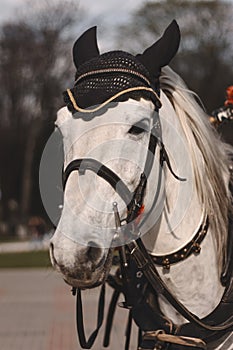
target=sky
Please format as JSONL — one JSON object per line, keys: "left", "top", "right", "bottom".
{"left": 0, "top": 0, "right": 144, "bottom": 24}
{"left": 0, "top": 0, "right": 145, "bottom": 50}
{"left": 1, "top": 0, "right": 233, "bottom": 22}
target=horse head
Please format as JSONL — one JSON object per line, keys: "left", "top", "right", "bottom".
{"left": 49, "top": 21, "right": 180, "bottom": 289}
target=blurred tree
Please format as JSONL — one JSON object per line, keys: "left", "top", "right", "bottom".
{"left": 117, "top": 0, "right": 233, "bottom": 112}
{"left": 0, "top": 0, "right": 83, "bottom": 227}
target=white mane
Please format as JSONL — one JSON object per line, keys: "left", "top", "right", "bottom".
{"left": 160, "top": 66, "right": 232, "bottom": 271}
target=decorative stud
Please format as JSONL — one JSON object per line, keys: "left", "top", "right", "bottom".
{"left": 193, "top": 243, "right": 201, "bottom": 254}
{"left": 136, "top": 271, "right": 143, "bottom": 278}
{"left": 162, "top": 258, "right": 170, "bottom": 270}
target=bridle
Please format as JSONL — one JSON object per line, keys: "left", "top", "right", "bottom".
{"left": 62, "top": 84, "right": 233, "bottom": 349}
{"left": 63, "top": 84, "right": 186, "bottom": 230}
{"left": 63, "top": 103, "right": 160, "bottom": 228}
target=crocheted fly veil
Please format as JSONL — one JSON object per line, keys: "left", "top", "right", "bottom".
{"left": 63, "top": 21, "right": 180, "bottom": 113}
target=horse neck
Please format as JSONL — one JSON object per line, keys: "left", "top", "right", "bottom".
{"left": 143, "top": 91, "right": 203, "bottom": 254}
{"left": 159, "top": 67, "right": 230, "bottom": 269}
{"left": 142, "top": 90, "right": 226, "bottom": 321}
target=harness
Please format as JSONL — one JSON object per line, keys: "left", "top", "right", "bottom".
{"left": 69, "top": 201, "right": 233, "bottom": 350}
{"left": 63, "top": 76, "right": 233, "bottom": 349}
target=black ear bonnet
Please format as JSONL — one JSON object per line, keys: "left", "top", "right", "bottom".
{"left": 63, "top": 20, "right": 180, "bottom": 112}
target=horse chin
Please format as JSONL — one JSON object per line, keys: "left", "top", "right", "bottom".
{"left": 51, "top": 248, "right": 113, "bottom": 290}
{"left": 63, "top": 270, "right": 107, "bottom": 290}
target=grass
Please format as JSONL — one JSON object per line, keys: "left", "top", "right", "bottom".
{"left": 0, "top": 236, "right": 27, "bottom": 243}
{"left": 0, "top": 250, "right": 52, "bottom": 268}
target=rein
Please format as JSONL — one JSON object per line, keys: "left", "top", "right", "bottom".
{"left": 72, "top": 285, "right": 106, "bottom": 349}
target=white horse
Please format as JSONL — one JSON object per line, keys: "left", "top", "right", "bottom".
{"left": 49, "top": 21, "right": 233, "bottom": 349}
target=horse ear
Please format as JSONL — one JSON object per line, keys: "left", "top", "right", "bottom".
{"left": 73, "top": 26, "right": 100, "bottom": 69}
{"left": 137, "top": 20, "right": 180, "bottom": 79}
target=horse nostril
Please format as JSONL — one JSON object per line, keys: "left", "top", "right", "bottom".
{"left": 87, "top": 241, "right": 102, "bottom": 261}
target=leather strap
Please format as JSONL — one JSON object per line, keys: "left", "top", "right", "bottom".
{"left": 103, "top": 288, "right": 121, "bottom": 347}
{"left": 127, "top": 238, "right": 233, "bottom": 332}
{"left": 63, "top": 158, "right": 132, "bottom": 207}
{"left": 143, "top": 330, "right": 206, "bottom": 349}
{"left": 151, "top": 216, "right": 209, "bottom": 270}
{"left": 75, "top": 285, "right": 105, "bottom": 349}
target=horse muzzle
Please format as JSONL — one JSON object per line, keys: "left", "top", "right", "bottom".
{"left": 49, "top": 235, "right": 112, "bottom": 288}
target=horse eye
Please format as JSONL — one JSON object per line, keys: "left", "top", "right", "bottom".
{"left": 128, "top": 122, "right": 148, "bottom": 135}
{"left": 128, "top": 125, "right": 144, "bottom": 135}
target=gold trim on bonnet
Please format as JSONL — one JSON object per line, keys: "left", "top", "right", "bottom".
{"left": 66, "top": 86, "right": 161, "bottom": 114}
{"left": 74, "top": 68, "right": 152, "bottom": 86}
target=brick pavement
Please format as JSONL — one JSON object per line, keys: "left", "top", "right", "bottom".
{"left": 0, "top": 269, "right": 138, "bottom": 350}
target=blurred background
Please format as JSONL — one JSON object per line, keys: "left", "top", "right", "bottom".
{"left": 0, "top": 2, "right": 232, "bottom": 349}
{"left": 0, "top": 0, "right": 232, "bottom": 251}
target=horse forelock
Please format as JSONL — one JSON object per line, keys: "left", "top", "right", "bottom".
{"left": 160, "top": 66, "right": 232, "bottom": 273}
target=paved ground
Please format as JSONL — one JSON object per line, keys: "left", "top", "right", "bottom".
{"left": 0, "top": 268, "right": 138, "bottom": 350}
